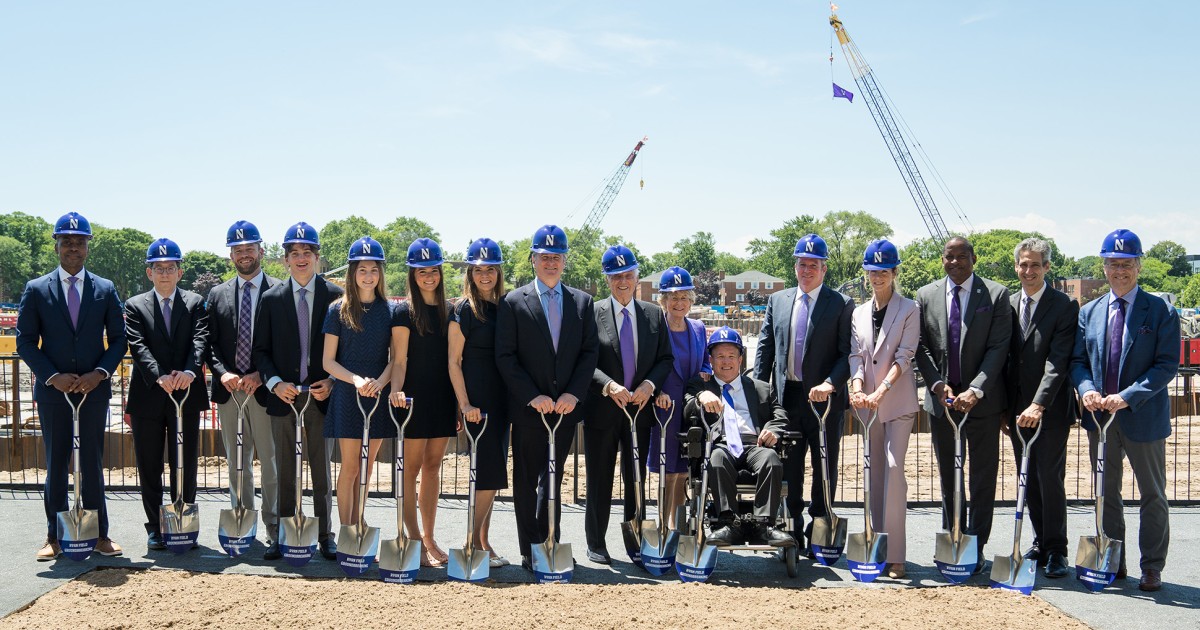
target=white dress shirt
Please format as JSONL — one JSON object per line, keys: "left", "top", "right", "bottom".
{"left": 715, "top": 375, "right": 756, "bottom": 436}
{"left": 786, "top": 286, "right": 821, "bottom": 381}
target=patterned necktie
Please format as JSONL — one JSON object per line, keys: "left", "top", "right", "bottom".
{"left": 722, "top": 383, "right": 744, "bottom": 457}
{"left": 1104, "top": 297, "right": 1126, "bottom": 395}
{"left": 297, "top": 287, "right": 310, "bottom": 383}
{"left": 948, "top": 284, "right": 963, "bottom": 385}
{"left": 546, "top": 288, "right": 562, "bottom": 352}
{"left": 620, "top": 307, "right": 635, "bottom": 389}
{"left": 66, "top": 276, "right": 80, "bottom": 328}
{"left": 236, "top": 281, "right": 255, "bottom": 373}
{"left": 792, "top": 293, "right": 810, "bottom": 381}
{"left": 162, "top": 297, "right": 173, "bottom": 339}
{"left": 1021, "top": 295, "right": 1033, "bottom": 339}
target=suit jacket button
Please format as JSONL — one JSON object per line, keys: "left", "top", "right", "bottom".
{"left": 872, "top": 360, "right": 877, "bottom": 364}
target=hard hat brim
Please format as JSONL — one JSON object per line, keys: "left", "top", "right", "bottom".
{"left": 659, "top": 285, "right": 695, "bottom": 292}
{"left": 466, "top": 259, "right": 505, "bottom": 266}
{"left": 54, "top": 231, "right": 92, "bottom": 238}
{"left": 530, "top": 247, "right": 569, "bottom": 254}
{"left": 407, "top": 260, "right": 444, "bottom": 268}
{"left": 1100, "top": 252, "right": 1142, "bottom": 259}
{"left": 227, "top": 238, "right": 263, "bottom": 247}
{"left": 793, "top": 252, "right": 828, "bottom": 260}
{"left": 862, "top": 262, "right": 900, "bottom": 271}
{"left": 603, "top": 263, "right": 639, "bottom": 275}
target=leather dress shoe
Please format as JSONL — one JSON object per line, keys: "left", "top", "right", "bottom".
{"left": 521, "top": 555, "right": 534, "bottom": 573}
{"left": 757, "top": 525, "right": 796, "bottom": 548}
{"left": 586, "top": 548, "right": 611, "bottom": 564}
{"left": 1139, "top": 569, "right": 1162, "bottom": 592}
{"left": 1023, "top": 546, "right": 1043, "bottom": 565}
{"left": 1044, "top": 552, "right": 1069, "bottom": 579}
{"left": 96, "top": 538, "right": 123, "bottom": 556}
{"left": 1116, "top": 566, "right": 1128, "bottom": 580}
{"left": 263, "top": 542, "right": 282, "bottom": 560}
{"left": 147, "top": 532, "right": 167, "bottom": 551}
{"left": 319, "top": 538, "right": 337, "bottom": 560}
{"left": 36, "top": 539, "right": 61, "bottom": 561}
{"left": 972, "top": 559, "right": 989, "bottom": 576}
{"left": 707, "top": 524, "right": 743, "bottom": 547}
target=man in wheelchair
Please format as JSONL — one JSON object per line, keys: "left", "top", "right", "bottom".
{"left": 684, "top": 327, "right": 796, "bottom": 548}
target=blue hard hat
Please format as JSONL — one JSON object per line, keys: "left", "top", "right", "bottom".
{"left": 348, "top": 236, "right": 386, "bottom": 262}
{"left": 283, "top": 222, "right": 320, "bottom": 248}
{"left": 407, "top": 237, "right": 444, "bottom": 267}
{"left": 601, "top": 244, "right": 639, "bottom": 275}
{"left": 53, "top": 212, "right": 92, "bottom": 238}
{"left": 1099, "top": 229, "right": 1143, "bottom": 258}
{"left": 466, "top": 238, "right": 504, "bottom": 265}
{"left": 706, "top": 326, "right": 744, "bottom": 354}
{"left": 793, "top": 233, "right": 828, "bottom": 259}
{"left": 145, "top": 238, "right": 183, "bottom": 263}
{"left": 530, "top": 224, "right": 569, "bottom": 254}
{"left": 659, "top": 266, "right": 695, "bottom": 292}
{"left": 226, "top": 220, "right": 262, "bottom": 247}
{"left": 862, "top": 239, "right": 901, "bottom": 270}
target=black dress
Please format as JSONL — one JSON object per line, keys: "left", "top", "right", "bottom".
{"left": 321, "top": 301, "right": 397, "bottom": 440}
{"left": 452, "top": 299, "right": 510, "bottom": 491}
{"left": 393, "top": 300, "right": 457, "bottom": 439}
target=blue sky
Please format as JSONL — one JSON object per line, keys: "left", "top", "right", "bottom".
{"left": 2, "top": 1, "right": 1196, "bottom": 261}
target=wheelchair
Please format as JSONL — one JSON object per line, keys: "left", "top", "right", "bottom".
{"left": 674, "top": 420, "right": 804, "bottom": 581}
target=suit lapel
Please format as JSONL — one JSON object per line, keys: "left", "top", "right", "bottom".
{"left": 559, "top": 285, "right": 580, "bottom": 352}
{"left": 1121, "top": 291, "right": 1149, "bottom": 366}
{"left": 775, "top": 288, "right": 797, "bottom": 341}
{"left": 962, "top": 276, "right": 984, "bottom": 329}
{"left": 523, "top": 283, "right": 555, "bottom": 354}
{"left": 740, "top": 375, "right": 761, "bottom": 429}
{"left": 597, "top": 299, "right": 619, "bottom": 359}
{"left": 635, "top": 302, "right": 653, "bottom": 372}
{"left": 933, "top": 278, "right": 949, "bottom": 351}
{"left": 808, "top": 286, "right": 833, "bottom": 343}
{"left": 284, "top": 279, "right": 303, "bottom": 349}
{"left": 874, "top": 291, "right": 901, "bottom": 354}
{"left": 1094, "top": 294, "right": 1112, "bottom": 377}
{"left": 48, "top": 272, "right": 75, "bottom": 331}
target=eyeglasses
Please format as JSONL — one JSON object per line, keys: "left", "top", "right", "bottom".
{"left": 1103, "top": 260, "right": 1138, "bottom": 272}
{"left": 149, "top": 266, "right": 179, "bottom": 275}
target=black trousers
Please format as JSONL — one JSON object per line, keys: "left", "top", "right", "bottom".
{"left": 582, "top": 412, "right": 651, "bottom": 551}
{"left": 782, "top": 381, "right": 841, "bottom": 542}
{"left": 40, "top": 394, "right": 110, "bottom": 540}
{"left": 1010, "top": 417, "right": 1071, "bottom": 556}
{"left": 271, "top": 405, "right": 334, "bottom": 540}
{"left": 709, "top": 442, "right": 783, "bottom": 519}
{"left": 930, "top": 405, "right": 1001, "bottom": 549}
{"left": 512, "top": 416, "right": 578, "bottom": 557}
{"left": 130, "top": 408, "right": 199, "bottom": 534}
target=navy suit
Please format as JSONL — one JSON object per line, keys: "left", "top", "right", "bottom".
{"left": 753, "top": 284, "right": 852, "bottom": 543}
{"left": 16, "top": 269, "right": 127, "bottom": 540}
{"left": 495, "top": 280, "right": 599, "bottom": 557}
{"left": 124, "top": 288, "right": 210, "bottom": 532}
{"left": 1071, "top": 288, "right": 1178, "bottom": 573}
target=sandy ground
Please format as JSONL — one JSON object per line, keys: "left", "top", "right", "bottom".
{"left": 0, "top": 568, "right": 1089, "bottom": 630}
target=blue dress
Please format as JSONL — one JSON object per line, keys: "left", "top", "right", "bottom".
{"left": 649, "top": 321, "right": 708, "bottom": 474}
{"left": 322, "top": 300, "right": 398, "bottom": 440}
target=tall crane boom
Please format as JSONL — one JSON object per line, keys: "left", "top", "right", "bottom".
{"left": 830, "top": 12, "right": 951, "bottom": 242}
{"left": 575, "top": 136, "right": 646, "bottom": 245}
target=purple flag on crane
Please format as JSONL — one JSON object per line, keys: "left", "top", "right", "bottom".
{"left": 833, "top": 83, "right": 854, "bottom": 102}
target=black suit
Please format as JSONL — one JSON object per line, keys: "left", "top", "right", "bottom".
{"left": 915, "top": 274, "right": 1011, "bottom": 549}
{"left": 753, "top": 284, "right": 852, "bottom": 542}
{"left": 495, "top": 280, "right": 599, "bottom": 557}
{"left": 124, "top": 288, "right": 210, "bottom": 532}
{"left": 1006, "top": 283, "right": 1078, "bottom": 558}
{"left": 583, "top": 298, "right": 673, "bottom": 552}
{"left": 684, "top": 374, "right": 789, "bottom": 519}
{"left": 252, "top": 276, "right": 343, "bottom": 539}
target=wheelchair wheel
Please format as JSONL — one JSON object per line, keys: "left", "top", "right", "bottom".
{"left": 785, "top": 546, "right": 798, "bottom": 578}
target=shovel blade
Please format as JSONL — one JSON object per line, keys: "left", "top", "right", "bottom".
{"left": 160, "top": 502, "right": 200, "bottom": 554}
{"left": 532, "top": 539, "right": 574, "bottom": 583}
{"left": 378, "top": 537, "right": 422, "bottom": 584}
{"left": 810, "top": 515, "right": 848, "bottom": 566}
{"left": 336, "top": 524, "right": 381, "bottom": 577}
{"left": 447, "top": 547, "right": 490, "bottom": 583}
{"left": 217, "top": 506, "right": 259, "bottom": 557}
{"left": 56, "top": 507, "right": 100, "bottom": 561}
{"left": 846, "top": 531, "right": 888, "bottom": 583}
{"left": 675, "top": 535, "right": 717, "bottom": 583}
{"left": 990, "top": 553, "right": 1037, "bottom": 595}
{"left": 279, "top": 515, "right": 319, "bottom": 567}
{"left": 640, "top": 523, "right": 678, "bottom": 576}
{"left": 934, "top": 530, "right": 978, "bottom": 584}
{"left": 621, "top": 520, "right": 644, "bottom": 568}
{"left": 1075, "top": 535, "right": 1122, "bottom": 592}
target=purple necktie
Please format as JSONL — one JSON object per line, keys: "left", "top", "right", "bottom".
{"left": 546, "top": 288, "right": 561, "bottom": 352}
{"left": 620, "top": 307, "right": 635, "bottom": 389}
{"left": 297, "top": 287, "right": 310, "bottom": 383}
{"left": 722, "top": 383, "right": 744, "bottom": 457}
{"left": 162, "top": 297, "right": 173, "bottom": 339}
{"left": 66, "top": 276, "right": 80, "bottom": 328}
{"left": 236, "top": 281, "right": 254, "bottom": 373}
{"left": 792, "top": 293, "right": 810, "bottom": 381}
{"left": 948, "top": 284, "right": 962, "bottom": 385}
{"left": 1105, "top": 297, "right": 1126, "bottom": 395}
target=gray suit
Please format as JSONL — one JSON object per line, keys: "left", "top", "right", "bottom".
{"left": 915, "top": 274, "right": 1011, "bottom": 549}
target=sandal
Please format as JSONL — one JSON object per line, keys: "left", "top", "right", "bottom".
{"left": 421, "top": 547, "right": 445, "bottom": 568}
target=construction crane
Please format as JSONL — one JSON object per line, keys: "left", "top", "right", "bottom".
{"left": 572, "top": 136, "right": 647, "bottom": 247}
{"left": 830, "top": 10, "right": 969, "bottom": 242}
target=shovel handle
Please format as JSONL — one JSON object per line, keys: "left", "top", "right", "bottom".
{"left": 808, "top": 398, "right": 832, "bottom": 429}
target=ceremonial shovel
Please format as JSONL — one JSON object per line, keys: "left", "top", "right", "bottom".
{"left": 57, "top": 392, "right": 99, "bottom": 561}
{"left": 379, "top": 398, "right": 420, "bottom": 583}
{"left": 337, "top": 393, "right": 382, "bottom": 577}
{"left": 640, "top": 400, "right": 678, "bottom": 575}
{"left": 160, "top": 387, "right": 199, "bottom": 554}
{"left": 217, "top": 390, "right": 258, "bottom": 557}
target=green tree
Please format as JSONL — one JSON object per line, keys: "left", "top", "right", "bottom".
{"left": 674, "top": 231, "right": 717, "bottom": 274}
{"left": 693, "top": 270, "right": 722, "bottom": 305}
{"left": 87, "top": 225, "right": 154, "bottom": 298}
{"left": 897, "top": 237, "right": 945, "bottom": 297}
{"left": 1072, "top": 255, "right": 1105, "bottom": 279}
{"left": 319, "top": 216, "right": 380, "bottom": 269}
{"left": 0, "top": 235, "right": 33, "bottom": 302}
{"left": 181, "top": 250, "right": 232, "bottom": 291}
{"left": 818, "top": 210, "right": 893, "bottom": 290}
{"left": 191, "top": 272, "right": 224, "bottom": 298}
{"left": 644, "top": 251, "right": 678, "bottom": 275}
{"left": 1180, "top": 273, "right": 1200, "bottom": 308}
{"left": 1146, "top": 240, "right": 1190, "bottom": 277}
{"left": 379, "top": 216, "right": 440, "bottom": 297}
{"left": 0, "top": 211, "right": 55, "bottom": 275}
{"left": 258, "top": 242, "right": 289, "bottom": 282}
{"left": 1137, "top": 257, "right": 1173, "bottom": 293}
{"left": 714, "top": 252, "right": 747, "bottom": 275}
{"left": 746, "top": 215, "right": 820, "bottom": 287}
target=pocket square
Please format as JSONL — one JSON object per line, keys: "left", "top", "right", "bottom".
{"left": 1138, "top": 325, "right": 1152, "bottom": 335}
